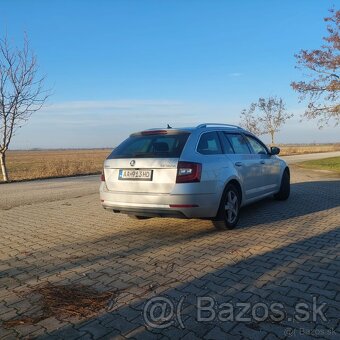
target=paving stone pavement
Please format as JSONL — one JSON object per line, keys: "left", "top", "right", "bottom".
{"left": 0, "top": 166, "right": 339, "bottom": 339}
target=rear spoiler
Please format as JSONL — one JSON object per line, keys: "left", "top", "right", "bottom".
{"left": 130, "top": 129, "right": 191, "bottom": 137}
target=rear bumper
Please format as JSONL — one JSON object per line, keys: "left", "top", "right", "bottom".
{"left": 100, "top": 183, "right": 219, "bottom": 218}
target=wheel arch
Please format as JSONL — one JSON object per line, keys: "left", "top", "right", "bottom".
{"left": 280, "top": 165, "right": 290, "bottom": 182}
{"left": 213, "top": 178, "right": 243, "bottom": 228}
{"left": 228, "top": 179, "right": 242, "bottom": 204}
{"left": 221, "top": 178, "right": 243, "bottom": 206}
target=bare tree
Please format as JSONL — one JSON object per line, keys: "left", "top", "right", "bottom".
{"left": 0, "top": 35, "right": 48, "bottom": 181}
{"left": 240, "top": 97, "right": 293, "bottom": 144}
{"left": 239, "top": 102, "right": 264, "bottom": 136}
{"left": 257, "top": 97, "right": 293, "bottom": 145}
{"left": 291, "top": 9, "right": 340, "bottom": 127}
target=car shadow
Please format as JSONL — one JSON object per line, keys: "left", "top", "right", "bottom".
{"left": 40, "top": 227, "right": 340, "bottom": 338}
{"left": 238, "top": 180, "right": 340, "bottom": 229}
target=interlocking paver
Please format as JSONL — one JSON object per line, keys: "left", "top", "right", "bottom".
{"left": 0, "top": 166, "right": 339, "bottom": 338}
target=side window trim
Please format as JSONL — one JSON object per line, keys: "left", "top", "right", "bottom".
{"left": 217, "top": 131, "right": 235, "bottom": 154}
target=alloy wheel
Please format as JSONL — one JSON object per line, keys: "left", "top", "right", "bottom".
{"left": 224, "top": 190, "right": 239, "bottom": 223}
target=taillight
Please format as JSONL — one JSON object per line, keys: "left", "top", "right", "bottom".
{"left": 101, "top": 171, "right": 105, "bottom": 182}
{"left": 176, "top": 162, "right": 202, "bottom": 183}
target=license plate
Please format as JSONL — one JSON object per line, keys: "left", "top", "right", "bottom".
{"left": 118, "top": 169, "right": 153, "bottom": 181}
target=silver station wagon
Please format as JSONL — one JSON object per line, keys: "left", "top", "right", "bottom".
{"left": 100, "top": 123, "right": 290, "bottom": 230}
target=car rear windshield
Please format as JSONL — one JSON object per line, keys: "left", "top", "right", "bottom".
{"left": 107, "top": 133, "right": 190, "bottom": 159}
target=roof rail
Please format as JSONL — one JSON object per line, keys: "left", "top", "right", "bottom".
{"left": 196, "top": 123, "right": 243, "bottom": 129}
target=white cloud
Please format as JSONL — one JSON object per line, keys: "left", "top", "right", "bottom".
{"left": 42, "top": 99, "right": 184, "bottom": 113}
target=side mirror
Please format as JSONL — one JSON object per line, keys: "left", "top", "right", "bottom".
{"left": 270, "top": 146, "right": 280, "bottom": 155}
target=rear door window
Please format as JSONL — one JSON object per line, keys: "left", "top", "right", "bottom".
{"left": 197, "top": 132, "right": 223, "bottom": 155}
{"left": 225, "top": 133, "right": 251, "bottom": 154}
{"left": 108, "top": 133, "right": 190, "bottom": 159}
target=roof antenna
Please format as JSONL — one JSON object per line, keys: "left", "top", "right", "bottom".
{"left": 167, "top": 124, "right": 172, "bottom": 129}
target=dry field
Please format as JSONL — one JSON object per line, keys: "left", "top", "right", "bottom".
{"left": 3, "top": 149, "right": 111, "bottom": 182}
{"left": 1, "top": 143, "right": 340, "bottom": 182}
{"left": 278, "top": 143, "right": 340, "bottom": 156}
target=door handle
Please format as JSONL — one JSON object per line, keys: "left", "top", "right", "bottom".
{"left": 260, "top": 160, "right": 265, "bottom": 164}
{"left": 235, "top": 162, "right": 243, "bottom": 167}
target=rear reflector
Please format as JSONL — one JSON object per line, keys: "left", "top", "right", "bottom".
{"left": 169, "top": 204, "right": 199, "bottom": 208}
{"left": 176, "top": 161, "right": 202, "bottom": 183}
{"left": 141, "top": 130, "right": 168, "bottom": 135}
{"left": 100, "top": 171, "right": 105, "bottom": 181}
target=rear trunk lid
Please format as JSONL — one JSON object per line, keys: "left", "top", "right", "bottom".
{"left": 104, "top": 158, "right": 179, "bottom": 194}
{"left": 103, "top": 130, "right": 190, "bottom": 194}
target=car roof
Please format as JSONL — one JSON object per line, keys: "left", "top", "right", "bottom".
{"left": 131, "top": 123, "right": 250, "bottom": 136}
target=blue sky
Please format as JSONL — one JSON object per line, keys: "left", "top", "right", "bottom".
{"left": 1, "top": 0, "right": 339, "bottom": 148}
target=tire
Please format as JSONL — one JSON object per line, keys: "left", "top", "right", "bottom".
{"left": 274, "top": 169, "right": 290, "bottom": 201}
{"left": 212, "top": 183, "right": 241, "bottom": 230}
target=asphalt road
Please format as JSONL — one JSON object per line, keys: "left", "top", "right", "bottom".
{"left": 281, "top": 150, "right": 340, "bottom": 164}
{"left": 0, "top": 151, "right": 339, "bottom": 210}
{"left": 0, "top": 175, "right": 100, "bottom": 210}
